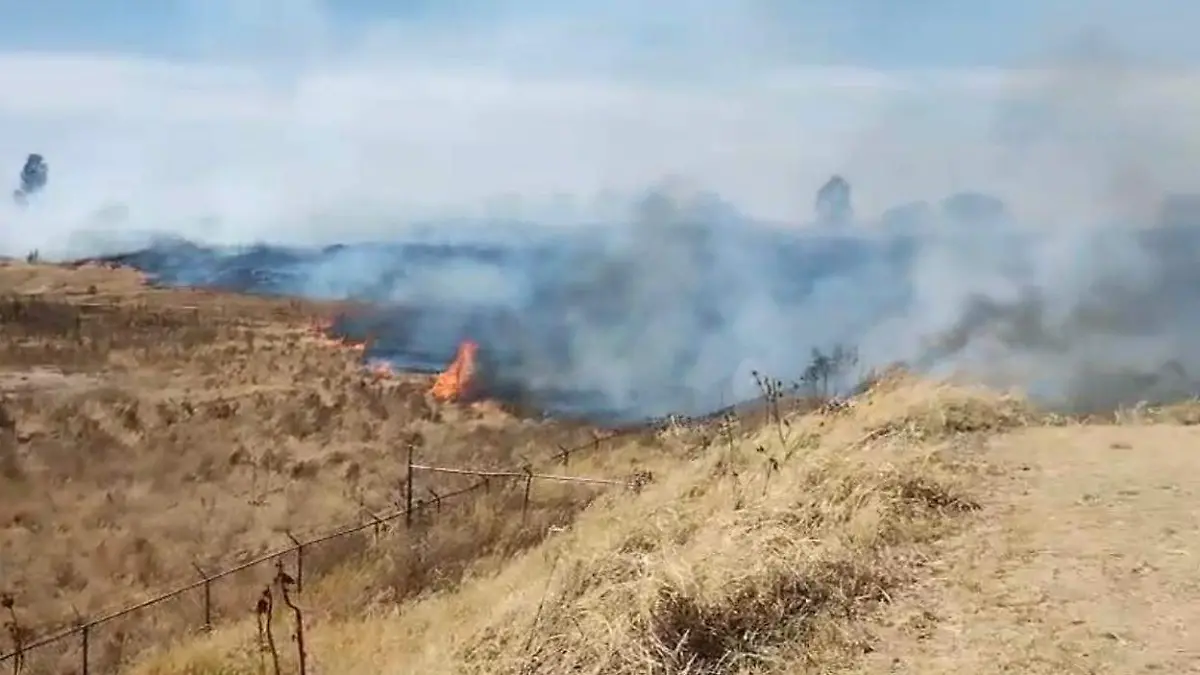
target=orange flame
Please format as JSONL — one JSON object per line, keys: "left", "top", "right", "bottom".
{"left": 429, "top": 340, "right": 479, "bottom": 402}
{"left": 307, "top": 316, "right": 367, "bottom": 352}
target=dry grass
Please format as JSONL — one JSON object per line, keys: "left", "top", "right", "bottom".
{"left": 0, "top": 262, "right": 629, "bottom": 674}
{"left": 1109, "top": 398, "right": 1200, "bottom": 425}
{"left": 0, "top": 260, "right": 1059, "bottom": 675}
{"left": 130, "top": 375, "right": 1027, "bottom": 675}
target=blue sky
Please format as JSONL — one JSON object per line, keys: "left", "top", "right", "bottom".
{"left": 3, "top": 0, "right": 1196, "bottom": 68}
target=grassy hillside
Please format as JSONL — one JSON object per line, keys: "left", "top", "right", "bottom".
{"left": 131, "top": 375, "right": 1033, "bottom": 674}
{"left": 0, "top": 262, "right": 623, "bottom": 674}
{"left": 12, "top": 261, "right": 1196, "bottom": 675}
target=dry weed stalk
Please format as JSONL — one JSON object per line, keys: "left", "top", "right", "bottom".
{"left": 255, "top": 587, "right": 280, "bottom": 675}
{"left": 519, "top": 551, "right": 563, "bottom": 673}
{"left": 751, "top": 370, "right": 790, "bottom": 447}
{"left": 2, "top": 594, "right": 26, "bottom": 675}
{"left": 756, "top": 444, "right": 780, "bottom": 496}
{"left": 275, "top": 560, "right": 307, "bottom": 675}
{"left": 719, "top": 410, "right": 738, "bottom": 461}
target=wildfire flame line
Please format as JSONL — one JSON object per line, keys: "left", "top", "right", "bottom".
{"left": 430, "top": 340, "right": 479, "bottom": 402}
{"left": 307, "top": 317, "right": 367, "bottom": 352}
{"left": 309, "top": 316, "right": 478, "bottom": 402}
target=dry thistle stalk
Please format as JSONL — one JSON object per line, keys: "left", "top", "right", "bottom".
{"left": 755, "top": 445, "right": 781, "bottom": 496}
{"left": 751, "top": 370, "right": 789, "bottom": 447}
{"left": 276, "top": 560, "right": 307, "bottom": 675}
{"left": 2, "top": 594, "right": 26, "bottom": 675}
{"left": 256, "top": 586, "right": 281, "bottom": 675}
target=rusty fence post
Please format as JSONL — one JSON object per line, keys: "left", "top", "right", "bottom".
{"left": 404, "top": 444, "right": 415, "bottom": 528}
{"left": 192, "top": 562, "right": 213, "bottom": 632}
{"left": 80, "top": 623, "right": 90, "bottom": 675}
{"left": 521, "top": 467, "right": 533, "bottom": 522}
{"left": 360, "top": 507, "right": 385, "bottom": 543}
{"left": 286, "top": 531, "right": 305, "bottom": 593}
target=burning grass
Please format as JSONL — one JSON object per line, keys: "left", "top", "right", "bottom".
{"left": 0, "top": 262, "right": 625, "bottom": 674}
{"left": 429, "top": 339, "right": 480, "bottom": 402}
{"left": 130, "top": 375, "right": 1018, "bottom": 675}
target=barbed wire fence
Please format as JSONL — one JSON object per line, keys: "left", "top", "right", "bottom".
{"left": 0, "top": 425, "right": 654, "bottom": 674}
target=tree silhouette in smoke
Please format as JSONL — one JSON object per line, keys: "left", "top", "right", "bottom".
{"left": 12, "top": 154, "right": 47, "bottom": 207}
{"left": 815, "top": 175, "right": 852, "bottom": 225}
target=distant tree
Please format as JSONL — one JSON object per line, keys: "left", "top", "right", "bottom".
{"left": 19, "top": 154, "right": 48, "bottom": 195}
{"left": 799, "top": 344, "right": 859, "bottom": 398}
{"left": 815, "top": 175, "right": 852, "bottom": 225}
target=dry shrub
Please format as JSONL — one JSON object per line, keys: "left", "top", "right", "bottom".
{"left": 852, "top": 373, "right": 1035, "bottom": 440}
{"left": 455, "top": 446, "right": 974, "bottom": 674}
{"left": 1150, "top": 400, "right": 1200, "bottom": 425}
{"left": 315, "top": 479, "right": 609, "bottom": 618}
{"left": 1108, "top": 399, "right": 1200, "bottom": 426}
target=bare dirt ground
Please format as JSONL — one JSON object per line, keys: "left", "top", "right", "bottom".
{"left": 845, "top": 424, "right": 1200, "bottom": 675}
{"left": 0, "top": 261, "right": 633, "bottom": 674}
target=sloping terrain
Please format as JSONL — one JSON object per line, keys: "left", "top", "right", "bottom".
{"left": 0, "top": 261, "right": 631, "bottom": 674}
{"left": 130, "top": 376, "right": 1200, "bottom": 675}
{"left": 5, "top": 260, "right": 1200, "bottom": 675}
{"left": 129, "top": 376, "right": 1034, "bottom": 674}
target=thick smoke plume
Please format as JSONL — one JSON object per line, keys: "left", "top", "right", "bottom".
{"left": 85, "top": 160, "right": 1200, "bottom": 422}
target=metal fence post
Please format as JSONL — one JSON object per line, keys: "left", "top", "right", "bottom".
{"left": 521, "top": 468, "right": 533, "bottom": 522}
{"left": 405, "top": 444, "right": 415, "bottom": 528}
{"left": 80, "top": 624, "right": 89, "bottom": 675}
{"left": 192, "top": 563, "right": 212, "bottom": 632}
{"left": 287, "top": 531, "right": 305, "bottom": 593}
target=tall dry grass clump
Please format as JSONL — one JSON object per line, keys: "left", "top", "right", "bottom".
{"left": 133, "top": 375, "right": 1029, "bottom": 675}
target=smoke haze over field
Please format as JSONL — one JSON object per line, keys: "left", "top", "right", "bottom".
{"left": 4, "top": 2, "right": 1200, "bottom": 419}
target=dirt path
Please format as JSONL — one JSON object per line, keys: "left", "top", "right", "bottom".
{"left": 849, "top": 425, "right": 1200, "bottom": 674}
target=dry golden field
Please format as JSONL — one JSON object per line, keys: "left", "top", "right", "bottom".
{"left": 3, "top": 261, "right": 1199, "bottom": 674}
{"left": 0, "top": 261, "right": 637, "bottom": 673}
